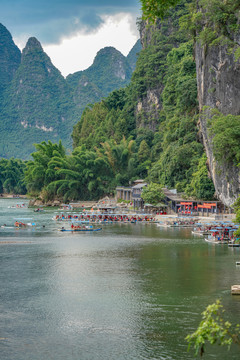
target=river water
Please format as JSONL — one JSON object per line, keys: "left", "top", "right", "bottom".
{"left": 0, "top": 198, "right": 240, "bottom": 360}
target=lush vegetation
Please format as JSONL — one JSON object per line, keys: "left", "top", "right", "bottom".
{"left": 180, "top": 0, "right": 240, "bottom": 55}
{"left": 24, "top": 140, "right": 67, "bottom": 197}
{"left": 147, "top": 40, "right": 205, "bottom": 192}
{"left": 141, "top": 0, "right": 240, "bottom": 55}
{"left": 207, "top": 109, "right": 240, "bottom": 166}
{"left": 186, "top": 300, "right": 240, "bottom": 356}
{"left": 141, "top": 182, "right": 165, "bottom": 205}
{"left": 141, "top": 0, "right": 181, "bottom": 20}
{"left": 71, "top": 0, "right": 238, "bottom": 203}
{"left": 140, "top": 0, "right": 240, "bottom": 174}
{"left": 185, "top": 154, "right": 215, "bottom": 200}
{"left": 22, "top": 138, "right": 141, "bottom": 203}
{"left": 0, "top": 158, "right": 27, "bottom": 194}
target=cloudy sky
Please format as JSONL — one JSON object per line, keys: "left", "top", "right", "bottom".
{"left": 1, "top": 0, "right": 141, "bottom": 76}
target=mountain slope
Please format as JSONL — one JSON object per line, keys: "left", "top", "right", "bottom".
{"left": 0, "top": 23, "right": 141, "bottom": 159}
{"left": 0, "top": 24, "right": 21, "bottom": 103}
{"left": 126, "top": 39, "right": 142, "bottom": 71}
{"left": 66, "top": 46, "right": 133, "bottom": 105}
{"left": 0, "top": 37, "right": 76, "bottom": 158}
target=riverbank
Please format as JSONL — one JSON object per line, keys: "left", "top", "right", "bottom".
{"left": 0, "top": 194, "right": 27, "bottom": 199}
{"left": 29, "top": 196, "right": 117, "bottom": 209}
{"left": 7, "top": 195, "right": 235, "bottom": 223}
{"left": 29, "top": 199, "right": 106, "bottom": 208}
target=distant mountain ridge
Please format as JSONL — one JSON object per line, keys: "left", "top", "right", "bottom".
{"left": 66, "top": 46, "right": 135, "bottom": 115}
{"left": 0, "top": 24, "right": 141, "bottom": 159}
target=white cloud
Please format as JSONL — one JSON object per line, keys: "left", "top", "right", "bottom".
{"left": 41, "top": 13, "right": 139, "bottom": 77}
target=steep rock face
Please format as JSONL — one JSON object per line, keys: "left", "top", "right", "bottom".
{"left": 195, "top": 42, "right": 240, "bottom": 206}
{"left": 135, "top": 20, "right": 163, "bottom": 130}
{"left": 0, "top": 23, "right": 21, "bottom": 100}
{"left": 135, "top": 10, "right": 187, "bottom": 132}
{"left": 136, "top": 88, "right": 163, "bottom": 131}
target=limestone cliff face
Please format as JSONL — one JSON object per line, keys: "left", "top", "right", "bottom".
{"left": 135, "top": 87, "right": 163, "bottom": 131}
{"left": 195, "top": 42, "right": 240, "bottom": 206}
{"left": 137, "top": 7, "right": 240, "bottom": 205}
{"left": 136, "top": 13, "right": 187, "bottom": 132}
{"left": 135, "top": 19, "right": 163, "bottom": 131}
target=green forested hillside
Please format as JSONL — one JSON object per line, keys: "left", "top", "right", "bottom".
{"left": 126, "top": 39, "right": 142, "bottom": 71}
{"left": 66, "top": 46, "right": 135, "bottom": 117}
{"left": 0, "top": 157, "right": 26, "bottom": 194}
{"left": 67, "top": 47, "right": 133, "bottom": 97}
{"left": 0, "top": 25, "right": 141, "bottom": 160}
{"left": 0, "top": 24, "right": 21, "bottom": 105}
{"left": 0, "top": 37, "right": 76, "bottom": 159}
{"left": 72, "top": 88, "right": 136, "bottom": 149}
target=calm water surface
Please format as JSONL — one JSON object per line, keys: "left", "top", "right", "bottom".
{"left": 0, "top": 199, "right": 240, "bottom": 359}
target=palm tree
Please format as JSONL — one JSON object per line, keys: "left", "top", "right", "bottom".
{"left": 25, "top": 140, "right": 66, "bottom": 194}
{"left": 47, "top": 146, "right": 114, "bottom": 201}
{"left": 98, "top": 136, "right": 136, "bottom": 185}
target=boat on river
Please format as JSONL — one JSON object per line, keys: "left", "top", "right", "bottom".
{"left": 14, "top": 218, "right": 36, "bottom": 228}
{"left": 59, "top": 227, "right": 102, "bottom": 232}
{"left": 53, "top": 212, "right": 157, "bottom": 224}
{"left": 205, "top": 237, "right": 218, "bottom": 244}
{"left": 8, "top": 203, "right": 27, "bottom": 209}
{"left": 203, "top": 223, "right": 239, "bottom": 244}
{"left": 205, "top": 236, "right": 230, "bottom": 244}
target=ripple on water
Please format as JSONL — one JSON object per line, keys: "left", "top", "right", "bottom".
{"left": 1, "top": 199, "right": 240, "bottom": 359}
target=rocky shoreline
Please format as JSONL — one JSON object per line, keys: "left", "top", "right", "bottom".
{"left": 28, "top": 196, "right": 116, "bottom": 209}
{"left": 28, "top": 198, "right": 98, "bottom": 208}
{"left": 28, "top": 198, "right": 61, "bottom": 207}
